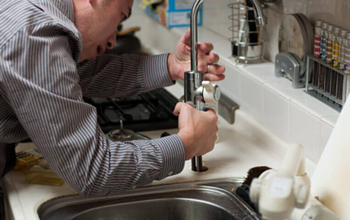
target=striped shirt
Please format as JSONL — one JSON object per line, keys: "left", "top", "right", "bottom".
{"left": 0, "top": 0, "right": 185, "bottom": 196}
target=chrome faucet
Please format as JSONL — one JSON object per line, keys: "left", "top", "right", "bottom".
{"left": 230, "top": 0, "right": 271, "bottom": 64}
{"left": 250, "top": 0, "right": 267, "bottom": 26}
{"left": 185, "top": 0, "right": 220, "bottom": 172}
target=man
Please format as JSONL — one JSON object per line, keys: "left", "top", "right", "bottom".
{"left": 0, "top": 0, "right": 225, "bottom": 198}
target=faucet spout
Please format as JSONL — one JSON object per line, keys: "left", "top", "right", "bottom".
{"left": 184, "top": 0, "right": 205, "bottom": 111}
{"left": 190, "top": 0, "right": 204, "bottom": 72}
{"left": 249, "top": 0, "right": 267, "bottom": 26}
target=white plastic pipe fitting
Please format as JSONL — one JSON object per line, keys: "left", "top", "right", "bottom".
{"left": 250, "top": 143, "right": 310, "bottom": 220}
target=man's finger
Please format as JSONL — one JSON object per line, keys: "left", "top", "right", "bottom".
{"left": 204, "top": 108, "right": 216, "bottom": 115}
{"left": 173, "top": 102, "right": 194, "bottom": 116}
{"left": 203, "top": 73, "right": 226, "bottom": 81}
{"left": 207, "top": 53, "right": 220, "bottom": 64}
{"left": 198, "top": 42, "right": 214, "bottom": 55}
{"left": 206, "top": 64, "right": 225, "bottom": 74}
{"left": 180, "top": 28, "right": 191, "bottom": 46}
{"left": 173, "top": 102, "right": 184, "bottom": 116}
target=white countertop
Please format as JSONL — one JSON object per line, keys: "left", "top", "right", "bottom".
{"left": 2, "top": 83, "right": 316, "bottom": 220}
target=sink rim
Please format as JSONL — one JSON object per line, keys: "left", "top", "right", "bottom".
{"left": 38, "top": 177, "right": 261, "bottom": 220}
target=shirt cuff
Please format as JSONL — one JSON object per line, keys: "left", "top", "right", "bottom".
{"left": 140, "top": 53, "right": 175, "bottom": 91}
{"left": 152, "top": 134, "right": 185, "bottom": 180}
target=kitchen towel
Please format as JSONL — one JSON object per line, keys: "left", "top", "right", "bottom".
{"left": 311, "top": 96, "right": 350, "bottom": 219}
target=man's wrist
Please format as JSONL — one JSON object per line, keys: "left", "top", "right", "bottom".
{"left": 178, "top": 130, "right": 195, "bottom": 160}
{"left": 167, "top": 53, "right": 178, "bottom": 81}
{"left": 153, "top": 135, "right": 185, "bottom": 179}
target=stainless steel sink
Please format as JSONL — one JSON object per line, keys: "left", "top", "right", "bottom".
{"left": 38, "top": 178, "right": 261, "bottom": 220}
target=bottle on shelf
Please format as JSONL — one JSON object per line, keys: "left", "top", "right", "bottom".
{"left": 332, "top": 27, "right": 340, "bottom": 67}
{"left": 321, "top": 22, "right": 329, "bottom": 61}
{"left": 314, "top": 20, "right": 322, "bottom": 58}
{"left": 344, "top": 33, "right": 350, "bottom": 73}
{"left": 338, "top": 29, "right": 348, "bottom": 70}
{"left": 326, "top": 25, "right": 334, "bottom": 64}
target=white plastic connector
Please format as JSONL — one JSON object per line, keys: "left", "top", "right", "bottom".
{"left": 202, "top": 81, "right": 220, "bottom": 104}
{"left": 250, "top": 178, "right": 262, "bottom": 203}
{"left": 249, "top": 143, "right": 311, "bottom": 220}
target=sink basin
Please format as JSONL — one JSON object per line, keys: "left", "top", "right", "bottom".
{"left": 38, "top": 178, "right": 261, "bottom": 220}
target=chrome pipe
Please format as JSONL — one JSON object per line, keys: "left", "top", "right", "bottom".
{"left": 185, "top": 0, "right": 205, "bottom": 110}
{"left": 249, "top": 0, "right": 267, "bottom": 26}
{"left": 185, "top": 0, "right": 207, "bottom": 172}
{"left": 190, "top": 0, "right": 204, "bottom": 72}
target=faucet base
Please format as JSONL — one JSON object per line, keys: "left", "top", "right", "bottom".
{"left": 191, "top": 156, "right": 208, "bottom": 172}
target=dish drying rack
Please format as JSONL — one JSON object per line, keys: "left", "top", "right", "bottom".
{"left": 306, "top": 56, "right": 350, "bottom": 111}
{"left": 228, "top": 0, "right": 267, "bottom": 64}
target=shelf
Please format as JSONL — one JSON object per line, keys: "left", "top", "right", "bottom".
{"left": 306, "top": 55, "right": 349, "bottom": 112}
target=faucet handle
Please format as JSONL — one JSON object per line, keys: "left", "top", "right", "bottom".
{"left": 202, "top": 81, "right": 220, "bottom": 104}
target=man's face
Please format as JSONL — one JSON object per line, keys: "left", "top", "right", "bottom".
{"left": 74, "top": 0, "right": 134, "bottom": 62}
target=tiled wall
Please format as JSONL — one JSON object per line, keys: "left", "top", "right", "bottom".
{"left": 218, "top": 61, "right": 339, "bottom": 164}
{"left": 202, "top": 0, "right": 350, "bottom": 62}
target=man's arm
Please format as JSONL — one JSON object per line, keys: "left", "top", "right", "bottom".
{"left": 77, "top": 53, "right": 174, "bottom": 98}
{"left": 1, "top": 26, "right": 184, "bottom": 196}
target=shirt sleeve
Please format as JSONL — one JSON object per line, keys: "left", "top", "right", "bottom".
{"left": 77, "top": 53, "right": 175, "bottom": 98}
{"left": 0, "top": 26, "right": 185, "bottom": 196}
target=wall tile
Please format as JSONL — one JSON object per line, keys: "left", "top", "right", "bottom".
{"left": 307, "top": 0, "right": 329, "bottom": 24}
{"left": 202, "top": 0, "right": 232, "bottom": 39}
{"left": 217, "top": 59, "right": 242, "bottom": 105}
{"left": 321, "top": 0, "right": 337, "bottom": 25}
{"left": 263, "top": 86, "right": 290, "bottom": 142}
{"left": 319, "top": 122, "right": 333, "bottom": 161}
{"left": 289, "top": 103, "right": 320, "bottom": 163}
{"left": 306, "top": 0, "right": 322, "bottom": 16}
{"left": 291, "top": 95, "right": 339, "bottom": 119}
{"left": 240, "top": 73, "right": 264, "bottom": 124}
{"left": 321, "top": 115, "right": 339, "bottom": 128}
{"left": 336, "top": 0, "right": 350, "bottom": 30}
{"left": 294, "top": 0, "right": 308, "bottom": 15}
{"left": 280, "top": 0, "right": 297, "bottom": 14}
{"left": 265, "top": 80, "right": 307, "bottom": 101}
{"left": 243, "top": 63, "right": 278, "bottom": 83}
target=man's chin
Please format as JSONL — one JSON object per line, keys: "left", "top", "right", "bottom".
{"left": 77, "top": 55, "right": 96, "bottom": 63}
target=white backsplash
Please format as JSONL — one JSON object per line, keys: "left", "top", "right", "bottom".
{"left": 202, "top": 0, "right": 350, "bottom": 62}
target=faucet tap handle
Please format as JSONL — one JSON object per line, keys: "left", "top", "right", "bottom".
{"left": 202, "top": 81, "right": 221, "bottom": 104}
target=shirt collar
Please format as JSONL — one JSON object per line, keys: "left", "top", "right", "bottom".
{"left": 27, "top": 0, "right": 75, "bottom": 23}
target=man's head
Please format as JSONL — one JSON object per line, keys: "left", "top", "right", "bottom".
{"left": 73, "top": 0, "right": 134, "bottom": 62}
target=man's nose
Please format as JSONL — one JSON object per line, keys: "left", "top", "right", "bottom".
{"left": 106, "top": 31, "right": 117, "bottom": 50}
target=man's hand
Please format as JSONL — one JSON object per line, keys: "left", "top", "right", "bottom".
{"left": 173, "top": 102, "right": 218, "bottom": 160}
{"left": 167, "top": 28, "right": 226, "bottom": 81}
